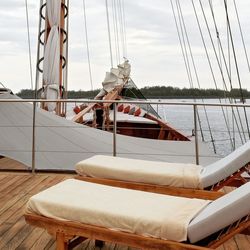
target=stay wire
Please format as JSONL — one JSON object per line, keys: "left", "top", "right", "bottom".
{"left": 121, "top": 0, "right": 127, "bottom": 57}
{"left": 82, "top": 0, "right": 93, "bottom": 90}
{"left": 170, "top": 0, "right": 192, "bottom": 89}
{"left": 117, "top": 0, "right": 125, "bottom": 58}
{"left": 223, "top": 0, "right": 250, "bottom": 139}
{"left": 207, "top": 0, "right": 245, "bottom": 143}
{"left": 198, "top": 0, "right": 245, "bottom": 145}
{"left": 113, "top": 0, "right": 121, "bottom": 63}
{"left": 209, "top": 0, "right": 234, "bottom": 150}
{"left": 175, "top": 1, "right": 194, "bottom": 88}
{"left": 105, "top": 0, "right": 114, "bottom": 68}
{"left": 232, "top": 0, "right": 250, "bottom": 72}
{"left": 226, "top": 2, "right": 236, "bottom": 149}
{"left": 192, "top": 0, "right": 233, "bottom": 152}
{"left": 25, "top": 0, "right": 34, "bottom": 90}
{"left": 177, "top": 0, "right": 217, "bottom": 144}
{"left": 173, "top": 0, "right": 205, "bottom": 142}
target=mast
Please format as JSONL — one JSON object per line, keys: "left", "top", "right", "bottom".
{"left": 35, "top": 0, "right": 69, "bottom": 116}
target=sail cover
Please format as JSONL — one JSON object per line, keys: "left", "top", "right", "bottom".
{"left": 42, "top": 0, "right": 61, "bottom": 111}
{"left": 0, "top": 92, "right": 218, "bottom": 171}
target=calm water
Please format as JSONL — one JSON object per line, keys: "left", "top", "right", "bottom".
{"left": 152, "top": 99, "right": 250, "bottom": 156}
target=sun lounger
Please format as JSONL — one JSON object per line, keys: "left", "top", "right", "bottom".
{"left": 75, "top": 141, "right": 250, "bottom": 198}
{"left": 24, "top": 180, "right": 250, "bottom": 250}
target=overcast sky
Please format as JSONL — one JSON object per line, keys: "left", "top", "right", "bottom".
{"left": 0, "top": 0, "right": 250, "bottom": 93}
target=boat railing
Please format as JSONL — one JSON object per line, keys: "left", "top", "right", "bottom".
{"left": 0, "top": 98, "right": 250, "bottom": 172}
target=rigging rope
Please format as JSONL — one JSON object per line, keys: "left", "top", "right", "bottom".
{"left": 113, "top": 0, "right": 121, "bottom": 63}
{"left": 232, "top": 0, "right": 250, "bottom": 72}
{"left": 118, "top": 0, "right": 127, "bottom": 58}
{"left": 196, "top": 0, "right": 245, "bottom": 147}
{"left": 207, "top": 0, "right": 245, "bottom": 144}
{"left": 82, "top": 0, "right": 93, "bottom": 90}
{"left": 171, "top": 0, "right": 205, "bottom": 142}
{"left": 24, "top": 0, "right": 34, "bottom": 90}
{"left": 117, "top": 0, "right": 125, "bottom": 58}
{"left": 192, "top": 0, "right": 238, "bottom": 152}
{"left": 177, "top": 0, "right": 219, "bottom": 145}
{"left": 105, "top": 0, "right": 114, "bottom": 68}
{"left": 226, "top": 0, "right": 235, "bottom": 149}
{"left": 175, "top": 1, "right": 194, "bottom": 88}
{"left": 209, "top": 0, "right": 234, "bottom": 151}
{"left": 223, "top": 0, "right": 250, "bottom": 139}
{"left": 121, "top": 0, "right": 127, "bottom": 57}
{"left": 170, "top": 0, "right": 192, "bottom": 88}
{"left": 111, "top": 0, "right": 119, "bottom": 65}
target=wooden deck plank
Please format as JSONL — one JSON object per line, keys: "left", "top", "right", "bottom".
{"left": 29, "top": 231, "right": 54, "bottom": 250}
{"left": 3, "top": 222, "right": 34, "bottom": 250}
{"left": 0, "top": 172, "right": 248, "bottom": 250}
{"left": 0, "top": 157, "right": 28, "bottom": 170}
{"left": 15, "top": 226, "right": 44, "bottom": 249}
{"left": 0, "top": 217, "right": 27, "bottom": 249}
{"left": 234, "top": 234, "right": 250, "bottom": 250}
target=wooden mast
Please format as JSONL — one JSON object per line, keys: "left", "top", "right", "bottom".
{"left": 38, "top": 0, "right": 68, "bottom": 116}
{"left": 58, "top": 0, "right": 66, "bottom": 116}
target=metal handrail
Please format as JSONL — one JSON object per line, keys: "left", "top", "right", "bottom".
{"left": 0, "top": 98, "right": 250, "bottom": 108}
{"left": 0, "top": 98, "right": 249, "bottom": 172}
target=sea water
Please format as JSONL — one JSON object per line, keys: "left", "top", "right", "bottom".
{"left": 153, "top": 98, "right": 250, "bottom": 156}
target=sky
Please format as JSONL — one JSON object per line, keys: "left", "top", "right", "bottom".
{"left": 0, "top": 0, "right": 250, "bottom": 93}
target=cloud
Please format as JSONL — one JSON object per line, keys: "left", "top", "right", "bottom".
{"left": 0, "top": 0, "right": 250, "bottom": 93}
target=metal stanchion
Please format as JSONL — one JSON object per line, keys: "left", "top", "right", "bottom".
{"left": 113, "top": 103, "right": 117, "bottom": 156}
{"left": 31, "top": 101, "right": 37, "bottom": 174}
{"left": 193, "top": 104, "right": 199, "bottom": 165}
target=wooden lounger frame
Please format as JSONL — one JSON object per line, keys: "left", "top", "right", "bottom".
{"left": 208, "top": 165, "right": 250, "bottom": 191}
{"left": 75, "top": 164, "right": 250, "bottom": 200}
{"left": 75, "top": 175, "right": 223, "bottom": 200}
{"left": 24, "top": 213, "right": 250, "bottom": 250}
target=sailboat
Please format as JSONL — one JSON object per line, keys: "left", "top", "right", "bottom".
{"left": 71, "top": 60, "right": 190, "bottom": 141}
{"left": 35, "top": 0, "right": 191, "bottom": 142}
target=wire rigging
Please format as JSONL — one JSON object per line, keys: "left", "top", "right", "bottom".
{"left": 192, "top": 0, "right": 238, "bottom": 151}
{"left": 82, "top": 0, "right": 93, "bottom": 90}
{"left": 170, "top": 0, "right": 192, "bottom": 89}
{"left": 176, "top": 0, "right": 218, "bottom": 146}
{"left": 197, "top": 0, "right": 245, "bottom": 146}
{"left": 232, "top": 0, "right": 250, "bottom": 72}
{"left": 208, "top": 0, "right": 234, "bottom": 150}
{"left": 207, "top": 0, "right": 245, "bottom": 144}
{"left": 117, "top": 0, "right": 126, "bottom": 58}
{"left": 223, "top": 0, "right": 250, "bottom": 139}
{"left": 111, "top": 0, "right": 119, "bottom": 65}
{"left": 113, "top": 0, "right": 121, "bottom": 63}
{"left": 121, "top": 0, "right": 127, "bottom": 57}
{"left": 105, "top": 0, "right": 114, "bottom": 68}
{"left": 24, "top": 0, "right": 34, "bottom": 90}
{"left": 175, "top": 1, "right": 194, "bottom": 88}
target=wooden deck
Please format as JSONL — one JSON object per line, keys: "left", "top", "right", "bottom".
{"left": 0, "top": 157, "right": 28, "bottom": 170}
{"left": 0, "top": 172, "right": 249, "bottom": 249}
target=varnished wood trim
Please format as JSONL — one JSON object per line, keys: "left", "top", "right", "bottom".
{"left": 75, "top": 176, "right": 224, "bottom": 200}
{"left": 24, "top": 213, "right": 210, "bottom": 250}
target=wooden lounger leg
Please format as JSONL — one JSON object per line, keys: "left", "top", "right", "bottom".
{"left": 95, "top": 240, "right": 104, "bottom": 248}
{"left": 56, "top": 232, "right": 69, "bottom": 250}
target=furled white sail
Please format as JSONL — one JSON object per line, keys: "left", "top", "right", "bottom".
{"left": 42, "top": 0, "right": 61, "bottom": 111}
{"left": 102, "top": 60, "right": 131, "bottom": 93}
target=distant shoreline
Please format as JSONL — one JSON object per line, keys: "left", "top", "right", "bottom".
{"left": 16, "top": 86, "right": 250, "bottom": 100}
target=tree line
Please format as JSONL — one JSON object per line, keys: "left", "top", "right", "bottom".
{"left": 16, "top": 86, "right": 250, "bottom": 99}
